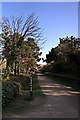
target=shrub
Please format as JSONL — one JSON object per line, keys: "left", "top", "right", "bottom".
{"left": 10, "top": 75, "right": 30, "bottom": 90}
{"left": 52, "top": 62, "right": 64, "bottom": 73}
{"left": 2, "top": 80, "right": 22, "bottom": 107}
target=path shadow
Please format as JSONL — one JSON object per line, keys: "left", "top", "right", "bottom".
{"left": 37, "top": 75, "right": 79, "bottom": 118}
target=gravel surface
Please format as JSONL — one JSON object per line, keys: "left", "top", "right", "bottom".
{"left": 2, "top": 74, "right": 79, "bottom": 118}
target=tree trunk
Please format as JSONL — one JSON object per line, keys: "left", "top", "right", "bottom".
{"left": 14, "top": 61, "right": 17, "bottom": 75}
{"left": 11, "top": 65, "right": 14, "bottom": 73}
{"left": 6, "top": 60, "right": 10, "bottom": 80}
{"left": 17, "top": 62, "right": 19, "bottom": 75}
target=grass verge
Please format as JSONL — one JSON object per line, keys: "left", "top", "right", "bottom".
{"left": 45, "top": 73, "right": 79, "bottom": 92}
{"left": 2, "top": 74, "right": 43, "bottom": 116}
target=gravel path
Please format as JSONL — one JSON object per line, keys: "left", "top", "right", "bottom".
{"left": 3, "top": 74, "right": 79, "bottom": 118}
{"left": 37, "top": 74, "right": 79, "bottom": 118}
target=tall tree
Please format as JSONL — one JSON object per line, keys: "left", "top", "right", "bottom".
{"left": 0, "top": 14, "right": 43, "bottom": 75}
{"left": 19, "top": 38, "right": 42, "bottom": 74}
{"left": 1, "top": 14, "right": 44, "bottom": 76}
{"left": 45, "top": 36, "right": 80, "bottom": 73}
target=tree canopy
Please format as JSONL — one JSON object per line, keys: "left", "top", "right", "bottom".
{"left": 43, "top": 36, "right": 80, "bottom": 74}
{"left": 0, "top": 14, "right": 43, "bottom": 76}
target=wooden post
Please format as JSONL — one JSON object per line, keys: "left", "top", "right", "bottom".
{"left": 29, "top": 74, "right": 33, "bottom": 100}
{"left": 14, "top": 61, "right": 17, "bottom": 75}
{"left": 17, "top": 62, "right": 19, "bottom": 75}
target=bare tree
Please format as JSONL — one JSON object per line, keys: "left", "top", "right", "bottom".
{"left": 1, "top": 13, "right": 44, "bottom": 45}
{"left": 0, "top": 13, "right": 44, "bottom": 76}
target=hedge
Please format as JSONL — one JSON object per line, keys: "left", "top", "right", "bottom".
{"left": 2, "top": 80, "right": 22, "bottom": 107}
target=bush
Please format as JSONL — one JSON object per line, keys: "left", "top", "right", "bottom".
{"left": 2, "top": 80, "right": 22, "bottom": 107}
{"left": 10, "top": 75, "right": 30, "bottom": 90}
{"left": 2, "top": 75, "right": 30, "bottom": 108}
{"left": 21, "top": 77, "right": 29, "bottom": 90}
{"left": 41, "top": 65, "right": 52, "bottom": 73}
{"left": 52, "top": 62, "right": 64, "bottom": 73}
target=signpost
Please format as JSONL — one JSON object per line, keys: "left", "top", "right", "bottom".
{"left": 29, "top": 66, "right": 35, "bottom": 100}
{"left": 29, "top": 74, "right": 33, "bottom": 100}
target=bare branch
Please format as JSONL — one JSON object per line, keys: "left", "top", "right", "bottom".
{"left": 1, "top": 13, "right": 45, "bottom": 46}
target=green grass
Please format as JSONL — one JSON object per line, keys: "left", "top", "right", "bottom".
{"left": 32, "top": 75, "right": 43, "bottom": 96}
{"left": 2, "top": 74, "right": 43, "bottom": 115}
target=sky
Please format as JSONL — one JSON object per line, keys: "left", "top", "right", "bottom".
{"left": 1, "top": 2, "right": 78, "bottom": 63}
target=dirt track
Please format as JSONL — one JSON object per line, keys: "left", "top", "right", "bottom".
{"left": 37, "top": 74, "right": 79, "bottom": 118}
{"left": 3, "top": 74, "right": 79, "bottom": 118}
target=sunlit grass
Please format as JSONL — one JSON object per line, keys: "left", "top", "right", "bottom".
{"left": 33, "top": 75, "right": 43, "bottom": 96}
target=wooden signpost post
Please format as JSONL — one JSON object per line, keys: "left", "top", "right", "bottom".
{"left": 29, "top": 74, "right": 33, "bottom": 100}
